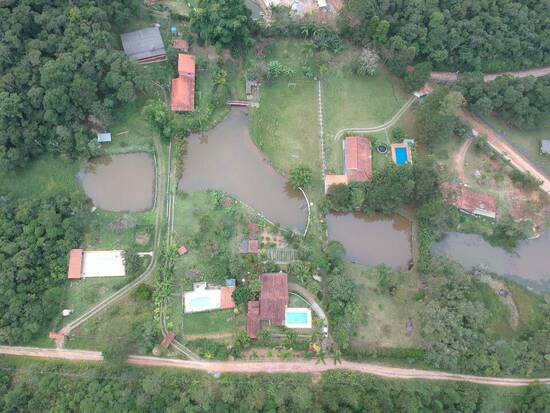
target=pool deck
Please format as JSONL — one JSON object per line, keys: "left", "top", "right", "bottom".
{"left": 391, "top": 143, "right": 413, "bottom": 165}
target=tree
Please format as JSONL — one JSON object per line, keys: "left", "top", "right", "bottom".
{"left": 289, "top": 165, "right": 313, "bottom": 189}
{"left": 143, "top": 100, "right": 178, "bottom": 142}
{"left": 416, "top": 87, "right": 464, "bottom": 145}
{"left": 190, "top": 0, "right": 256, "bottom": 50}
{"left": 326, "top": 184, "right": 351, "bottom": 211}
{"left": 350, "top": 48, "right": 379, "bottom": 76}
{"left": 363, "top": 165, "right": 415, "bottom": 215}
{"left": 404, "top": 61, "right": 432, "bottom": 91}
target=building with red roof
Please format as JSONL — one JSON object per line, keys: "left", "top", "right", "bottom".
{"left": 171, "top": 54, "right": 196, "bottom": 112}
{"left": 344, "top": 136, "right": 372, "bottom": 182}
{"left": 67, "top": 249, "right": 83, "bottom": 279}
{"left": 173, "top": 38, "right": 189, "bottom": 53}
{"left": 443, "top": 183, "right": 497, "bottom": 219}
{"left": 246, "top": 272, "right": 289, "bottom": 338}
{"left": 220, "top": 285, "right": 236, "bottom": 309}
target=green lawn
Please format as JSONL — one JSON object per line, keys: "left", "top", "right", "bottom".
{"left": 484, "top": 115, "right": 550, "bottom": 174}
{"left": 249, "top": 79, "right": 319, "bottom": 175}
{"left": 0, "top": 155, "right": 82, "bottom": 199}
{"left": 181, "top": 310, "right": 244, "bottom": 336}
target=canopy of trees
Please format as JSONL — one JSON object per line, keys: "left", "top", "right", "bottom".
{"left": 190, "top": 0, "right": 256, "bottom": 50}
{"left": 421, "top": 259, "right": 550, "bottom": 376}
{"left": 457, "top": 73, "right": 550, "bottom": 129}
{"left": 338, "top": 0, "right": 550, "bottom": 72}
{"left": 0, "top": 362, "right": 546, "bottom": 412}
{"left": 0, "top": 196, "right": 85, "bottom": 344}
{"left": 0, "top": 0, "right": 140, "bottom": 171}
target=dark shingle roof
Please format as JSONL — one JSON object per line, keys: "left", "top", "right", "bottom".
{"left": 121, "top": 27, "right": 166, "bottom": 61}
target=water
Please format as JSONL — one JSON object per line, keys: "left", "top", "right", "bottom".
{"left": 179, "top": 108, "right": 308, "bottom": 232}
{"left": 433, "top": 232, "right": 550, "bottom": 294}
{"left": 327, "top": 212, "right": 412, "bottom": 269}
{"left": 79, "top": 153, "right": 155, "bottom": 212}
{"left": 286, "top": 311, "right": 308, "bottom": 325}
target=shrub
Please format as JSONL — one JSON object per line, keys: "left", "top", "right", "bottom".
{"left": 326, "top": 184, "right": 351, "bottom": 211}
{"left": 289, "top": 165, "right": 313, "bottom": 189}
{"left": 509, "top": 170, "right": 542, "bottom": 191}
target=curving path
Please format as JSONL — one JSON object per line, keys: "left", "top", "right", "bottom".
{"left": 431, "top": 66, "right": 550, "bottom": 83}
{"left": 1, "top": 346, "right": 550, "bottom": 387}
{"left": 454, "top": 137, "right": 473, "bottom": 184}
{"left": 333, "top": 96, "right": 416, "bottom": 142}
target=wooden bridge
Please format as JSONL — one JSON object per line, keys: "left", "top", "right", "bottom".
{"left": 228, "top": 100, "right": 251, "bottom": 107}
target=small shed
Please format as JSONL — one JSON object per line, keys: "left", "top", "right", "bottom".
{"left": 178, "top": 245, "right": 188, "bottom": 256}
{"left": 541, "top": 140, "right": 550, "bottom": 155}
{"left": 248, "top": 223, "right": 259, "bottom": 236}
{"left": 413, "top": 84, "right": 434, "bottom": 99}
{"left": 324, "top": 174, "right": 348, "bottom": 194}
{"left": 67, "top": 249, "right": 83, "bottom": 279}
{"left": 246, "top": 80, "right": 258, "bottom": 100}
{"left": 97, "top": 132, "right": 112, "bottom": 143}
{"left": 248, "top": 240, "right": 259, "bottom": 255}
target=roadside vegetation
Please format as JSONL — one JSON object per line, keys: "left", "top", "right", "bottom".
{"left": 0, "top": 360, "right": 547, "bottom": 412}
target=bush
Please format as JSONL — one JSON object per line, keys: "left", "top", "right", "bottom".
{"left": 509, "top": 170, "right": 542, "bottom": 191}
{"left": 326, "top": 184, "right": 351, "bottom": 211}
{"left": 134, "top": 284, "right": 153, "bottom": 301}
{"left": 289, "top": 165, "right": 313, "bottom": 189}
{"left": 187, "top": 339, "right": 229, "bottom": 360}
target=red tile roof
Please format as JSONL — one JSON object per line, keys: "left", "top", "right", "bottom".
{"left": 178, "top": 54, "right": 196, "bottom": 77}
{"left": 259, "top": 273, "right": 288, "bottom": 325}
{"left": 248, "top": 240, "right": 259, "bottom": 255}
{"left": 178, "top": 245, "right": 188, "bottom": 256}
{"left": 247, "top": 301, "right": 261, "bottom": 339}
{"left": 171, "top": 76, "right": 195, "bottom": 112}
{"left": 344, "top": 137, "right": 372, "bottom": 182}
{"left": 220, "top": 285, "right": 236, "bottom": 310}
{"left": 67, "top": 249, "right": 83, "bottom": 279}
{"left": 443, "top": 183, "right": 497, "bottom": 218}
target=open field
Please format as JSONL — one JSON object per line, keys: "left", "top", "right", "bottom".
{"left": 249, "top": 80, "right": 319, "bottom": 174}
{"left": 0, "top": 155, "right": 82, "bottom": 199}
{"left": 483, "top": 115, "right": 550, "bottom": 174}
{"left": 348, "top": 264, "right": 423, "bottom": 349}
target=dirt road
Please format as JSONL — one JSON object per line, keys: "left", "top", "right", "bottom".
{"left": 431, "top": 66, "right": 550, "bottom": 82}
{"left": 459, "top": 112, "right": 550, "bottom": 193}
{"left": 454, "top": 137, "right": 473, "bottom": 184}
{"left": 2, "top": 346, "right": 550, "bottom": 387}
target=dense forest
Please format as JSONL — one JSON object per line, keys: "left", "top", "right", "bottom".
{"left": 0, "top": 0, "right": 140, "bottom": 171}
{"left": 0, "top": 362, "right": 547, "bottom": 412}
{"left": 0, "top": 196, "right": 85, "bottom": 343}
{"left": 456, "top": 74, "right": 550, "bottom": 128}
{"left": 338, "top": 0, "right": 550, "bottom": 72}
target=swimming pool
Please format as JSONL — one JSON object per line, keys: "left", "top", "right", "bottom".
{"left": 285, "top": 308, "right": 312, "bottom": 329}
{"left": 394, "top": 147, "right": 409, "bottom": 165}
{"left": 189, "top": 296, "right": 213, "bottom": 312}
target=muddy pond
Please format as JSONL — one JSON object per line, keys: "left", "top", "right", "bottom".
{"left": 327, "top": 212, "right": 413, "bottom": 270}
{"left": 433, "top": 232, "right": 550, "bottom": 294}
{"left": 179, "top": 108, "right": 308, "bottom": 232}
{"left": 79, "top": 153, "right": 155, "bottom": 212}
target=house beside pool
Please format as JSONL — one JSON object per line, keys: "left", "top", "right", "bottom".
{"left": 246, "top": 272, "right": 312, "bottom": 339}
{"left": 67, "top": 249, "right": 126, "bottom": 279}
{"left": 183, "top": 279, "right": 236, "bottom": 313}
{"left": 442, "top": 183, "right": 497, "bottom": 219}
{"left": 324, "top": 136, "right": 372, "bottom": 193}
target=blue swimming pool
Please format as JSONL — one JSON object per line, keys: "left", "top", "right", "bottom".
{"left": 395, "top": 147, "right": 409, "bottom": 165}
{"left": 189, "top": 296, "right": 213, "bottom": 312}
{"left": 286, "top": 311, "right": 308, "bottom": 325}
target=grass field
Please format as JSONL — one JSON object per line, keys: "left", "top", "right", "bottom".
{"left": 484, "top": 115, "right": 550, "bottom": 174}
{"left": 348, "top": 264, "right": 423, "bottom": 349}
{"left": 181, "top": 310, "right": 244, "bottom": 336}
{"left": 0, "top": 155, "right": 82, "bottom": 199}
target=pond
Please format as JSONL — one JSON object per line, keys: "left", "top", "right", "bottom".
{"left": 433, "top": 232, "right": 550, "bottom": 294}
{"left": 327, "top": 212, "right": 412, "bottom": 269}
{"left": 79, "top": 153, "right": 155, "bottom": 212}
{"left": 179, "top": 108, "right": 308, "bottom": 233}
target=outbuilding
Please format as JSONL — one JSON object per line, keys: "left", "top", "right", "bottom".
{"left": 97, "top": 132, "right": 112, "bottom": 143}
{"left": 540, "top": 140, "right": 550, "bottom": 155}
{"left": 121, "top": 27, "right": 167, "bottom": 64}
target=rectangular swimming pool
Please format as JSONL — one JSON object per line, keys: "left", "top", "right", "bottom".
{"left": 189, "top": 296, "right": 213, "bottom": 312}
{"left": 394, "top": 147, "right": 409, "bottom": 165}
{"left": 285, "top": 308, "right": 312, "bottom": 329}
